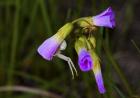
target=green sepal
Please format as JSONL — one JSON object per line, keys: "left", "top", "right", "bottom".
{"left": 56, "top": 23, "right": 73, "bottom": 40}
{"left": 88, "top": 36, "right": 96, "bottom": 48}
{"left": 75, "top": 36, "right": 87, "bottom": 53}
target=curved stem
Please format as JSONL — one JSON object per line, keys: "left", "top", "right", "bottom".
{"left": 72, "top": 17, "right": 92, "bottom": 26}
{"left": 0, "top": 85, "right": 62, "bottom": 98}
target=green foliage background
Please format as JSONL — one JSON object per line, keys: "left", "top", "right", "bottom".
{"left": 0, "top": 0, "right": 139, "bottom": 98}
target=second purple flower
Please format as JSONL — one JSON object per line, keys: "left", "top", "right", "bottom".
{"left": 78, "top": 48, "right": 93, "bottom": 71}
{"left": 75, "top": 37, "right": 93, "bottom": 72}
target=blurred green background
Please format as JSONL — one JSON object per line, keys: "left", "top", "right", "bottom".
{"left": 0, "top": 0, "right": 140, "bottom": 98}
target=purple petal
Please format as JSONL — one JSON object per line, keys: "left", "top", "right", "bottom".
{"left": 95, "top": 71, "right": 106, "bottom": 94}
{"left": 37, "top": 36, "right": 60, "bottom": 61}
{"left": 78, "top": 49, "right": 93, "bottom": 71}
{"left": 92, "top": 7, "right": 116, "bottom": 28}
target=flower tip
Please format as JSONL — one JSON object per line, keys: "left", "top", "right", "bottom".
{"left": 104, "top": 7, "right": 113, "bottom": 14}
{"left": 109, "top": 7, "right": 116, "bottom": 28}
{"left": 98, "top": 85, "right": 106, "bottom": 94}
{"left": 37, "top": 38, "right": 60, "bottom": 61}
{"left": 104, "top": 7, "right": 116, "bottom": 28}
{"left": 107, "top": 6, "right": 112, "bottom": 11}
{"left": 94, "top": 70, "right": 106, "bottom": 94}
{"left": 37, "top": 45, "right": 52, "bottom": 61}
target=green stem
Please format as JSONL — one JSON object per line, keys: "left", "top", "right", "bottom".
{"left": 39, "top": 0, "right": 52, "bottom": 36}
{"left": 72, "top": 17, "right": 87, "bottom": 24}
{"left": 8, "top": 0, "right": 20, "bottom": 85}
{"left": 96, "top": 27, "right": 104, "bottom": 54}
{"left": 103, "top": 32, "right": 133, "bottom": 96}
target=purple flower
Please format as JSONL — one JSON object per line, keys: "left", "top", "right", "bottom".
{"left": 37, "top": 23, "right": 73, "bottom": 61}
{"left": 37, "top": 35, "right": 60, "bottom": 60}
{"left": 92, "top": 7, "right": 115, "bottom": 28}
{"left": 78, "top": 48, "right": 93, "bottom": 71}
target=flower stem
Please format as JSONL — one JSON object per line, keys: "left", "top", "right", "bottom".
{"left": 72, "top": 17, "right": 89, "bottom": 24}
